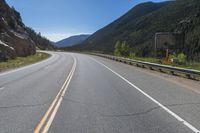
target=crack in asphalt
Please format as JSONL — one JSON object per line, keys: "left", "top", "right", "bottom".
{"left": 62, "top": 97, "right": 200, "bottom": 118}
{"left": 166, "top": 102, "right": 200, "bottom": 108}
{"left": 62, "top": 97, "right": 160, "bottom": 117}
{"left": 0, "top": 95, "right": 199, "bottom": 118}
{"left": 102, "top": 102, "right": 200, "bottom": 118}
{"left": 62, "top": 97, "right": 104, "bottom": 106}
{"left": 100, "top": 106, "right": 160, "bottom": 117}
{"left": 0, "top": 100, "right": 51, "bottom": 109}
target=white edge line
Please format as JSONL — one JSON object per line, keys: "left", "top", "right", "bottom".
{"left": 0, "top": 52, "right": 57, "bottom": 77}
{"left": 91, "top": 57, "right": 200, "bottom": 133}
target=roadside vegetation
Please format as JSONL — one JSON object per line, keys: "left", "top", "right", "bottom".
{"left": 0, "top": 52, "right": 50, "bottom": 72}
{"left": 114, "top": 41, "right": 200, "bottom": 71}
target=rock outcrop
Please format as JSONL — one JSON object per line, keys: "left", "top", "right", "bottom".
{"left": 0, "top": 0, "right": 42, "bottom": 60}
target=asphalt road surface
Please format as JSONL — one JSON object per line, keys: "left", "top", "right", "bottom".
{"left": 0, "top": 51, "right": 200, "bottom": 133}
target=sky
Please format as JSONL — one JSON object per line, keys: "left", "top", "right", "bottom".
{"left": 6, "top": 0, "right": 166, "bottom": 42}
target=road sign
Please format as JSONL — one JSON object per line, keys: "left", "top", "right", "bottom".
{"left": 155, "top": 32, "right": 184, "bottom": 50}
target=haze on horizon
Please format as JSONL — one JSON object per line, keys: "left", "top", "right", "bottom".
{"left": 6, "top": 0, "right": 166, "bottom": 42}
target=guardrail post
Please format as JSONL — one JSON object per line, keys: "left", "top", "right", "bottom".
{"left": 159, "top": 68, "right": 164, "bottom": 73}
{"left": 186, "top": 74, "right": 192, "bottom": 79}
{"left": 149, "top": 67, "right": 154, "bottom": 70}
{"left": 170, "top": 71, "right": 175, "bottom": 75}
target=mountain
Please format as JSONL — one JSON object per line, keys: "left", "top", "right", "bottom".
{"left": 54, "top": 34, "right": 90, "bottom": 48}
{"left": 0, "top": 0, "right": 54, "bottom": 61}
{"left": 67, "top": 0, "right": 200, "bottom": 60}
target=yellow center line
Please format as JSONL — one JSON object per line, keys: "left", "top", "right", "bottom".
{"left": 42, "top": 57, "right": 76, "bottom": 133}
{"left": 34, "top": 55, "right": 77, "bottom": 133}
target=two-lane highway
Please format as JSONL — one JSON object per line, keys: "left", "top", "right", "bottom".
{"left": 0, "top": 52, "right": 200, "bottom": 133}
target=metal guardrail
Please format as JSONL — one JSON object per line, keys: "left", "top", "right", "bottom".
{"left": 89, "top": 53, "right": 200, "bottom": 80}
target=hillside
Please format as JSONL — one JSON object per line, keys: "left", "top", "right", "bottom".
{"left": 0, "top": 0, "right": 54, "bottom": 60}
{"left": 54, "top": 34, "right": 90, "bottom": 48}
{"left": 67, "top": 0, "right": 200, "bottom": 60}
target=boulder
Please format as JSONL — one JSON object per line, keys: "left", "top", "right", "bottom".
{"left": 0, "top": 40, "right": 16, "bottom": 61}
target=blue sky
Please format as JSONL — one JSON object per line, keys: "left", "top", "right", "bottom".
{"left": 6, "top": 0, "right": 166, "bottom": 42}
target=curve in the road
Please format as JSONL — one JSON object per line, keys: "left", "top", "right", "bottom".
{"left": 34, "top": 54, "right": 77, "bottom": 133}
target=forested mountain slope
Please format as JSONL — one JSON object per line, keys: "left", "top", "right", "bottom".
{"left": 68, "top": 0, "right": 200, "bottom": 60}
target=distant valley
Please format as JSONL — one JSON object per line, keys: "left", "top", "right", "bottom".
{"left": 54, "top": 34, "right": 90, "bottom": 48}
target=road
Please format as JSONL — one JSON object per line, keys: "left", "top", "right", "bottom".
{"left": 0, "top": 51, "right": 200, "bottom": 133}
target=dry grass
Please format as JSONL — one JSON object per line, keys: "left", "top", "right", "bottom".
{"left": 0, "top": 52, "right": 50, "bottom": 72}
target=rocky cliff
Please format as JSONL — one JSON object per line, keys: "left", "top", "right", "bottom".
{"left": 0, "top": 0, "right": 54, "bottom": 61}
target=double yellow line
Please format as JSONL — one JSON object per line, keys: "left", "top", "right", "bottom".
{"left": 34, "top": 55, "right": 77, "bottom": 133}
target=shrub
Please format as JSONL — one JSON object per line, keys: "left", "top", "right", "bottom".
{"left": 114, "top": 41, "right": 130, "bottom": 57}
{"left": 129, "top": 52, "right": 136, "bottom": 59}
{"left": 114, "top": 41, "right": 121, "bottom": 56}
{"left": 178, "top": 53, "right": 187, "bottom": 63}
{"left": 121, "top": 41, "right": 130, "bottom": 57}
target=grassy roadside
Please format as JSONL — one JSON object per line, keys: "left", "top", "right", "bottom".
{"left": 171, "top": 62, "right": 200, "bottom": 71}
{"left": 131, "top": 57, "right": 160, "bottom": 64}
{"left": 129, "top": 57, "right": 200, "bottom": 71}
{"left": 0, "top": 52, "right": 50, "bottom": 72}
